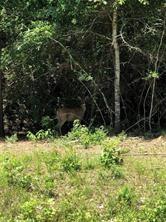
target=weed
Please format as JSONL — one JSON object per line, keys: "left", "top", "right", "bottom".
{"left": 111, "top": 165, "right": 124, "bottom": 179}
{"left": 98, "top": 170, "right": 112, "bottom": 184}
{"left": 100, "top": 138, "right": 123, "bottom": 168}
{"left": 55, "top": 197, "right": 99, "bottom": 222}
{"left": 89, "top": 126, "right": 108, "bottom": 145}
{"left": 0, "top": 136, "right": 165, "bottom": 221}
{"left": 2, "top": 157, "right": 33, "bottom": 191}
{"left": 43, "top": 151, "right": 60, "bottom": 171}
{"left": 43, "top": 175, "right": 55, "bottom": 197}
{"left": 61, "top": 150, "right": 81, "bottom": 173}
{"left": 41, "top": 116, "right": 55, "bottom": 130}
{"left": 83, "top": 157, "right": 98, "bottom": 170}
{"left": 67, "top": 120, "right": 107, "bottom": 148}
{"left": 17, "top": 197, "right": 56, "bottom": 221}
{"left": 134, "top": 161, "right": 146, "bottom": 175}
{"left": 117, "top": 130, "right": 127, "bottom": 141}
{"left": 118, "top": 185, "right": 136, "bottom": 206}
{"left": 26, "top": 131, "right": 37, "bottom": 141}
{"left": 107, "top": 186, "right": 137, "bottom": 221}
{"left": 140, "top": 192, "right": 166, "bottom": 222}
{"left": 27, "top": 129, "right": 54, "bottom": 141}
{"left": 5, "top": 133, "right": 18, "bottom": 143}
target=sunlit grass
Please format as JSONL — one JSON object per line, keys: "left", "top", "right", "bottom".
{"left": 0, "top": 134, "right": 166, "bottom": 221}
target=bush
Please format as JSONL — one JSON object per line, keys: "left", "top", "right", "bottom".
{"left": 67, "top": 120, "right": 107, "bottom": 148}
{"left": 27, "top": 129, "right": 55, "bottom": 141}
{"left": 17, "top": 198, "right": 56, "bottom": 221}
{"left": 61, "top": 150, "right": 81, "bottom": 173}
{"left": 41, "top": 116, "right": 55, "bottom": 130}
{"left": 100, "top": 138, "right": 123, "bottom": 168}
{"left": 111, "top": 165, "right": 124, "bottom": 179}
{"left": 118, "top": 185, "right": 136, "bottom": 206}
{"left": 5, "top": 133, "right": 18, "bottom": 143}
{"left": 43, "top": 151, "right": 60, "bottom": 172}
{"left": 141, "top": 194, "right": 166, "bottom": 222}
{"left": 2, "top": 157, "right": 33, "bottom": 190}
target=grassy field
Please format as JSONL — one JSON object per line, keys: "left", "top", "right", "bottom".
{"left": 0, "top": 129, "right": 166, "bottom": 221}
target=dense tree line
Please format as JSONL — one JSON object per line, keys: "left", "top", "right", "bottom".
{"left": 0, "top": 0, "right": 165, "bottom": 136}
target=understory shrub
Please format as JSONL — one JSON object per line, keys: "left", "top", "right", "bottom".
{"left": 61, "top": 150, "right": 81, "bottom": 173}
{"left": 100, "top": 138, "right": 123, "bottom": 168}
{"left": 27, "top": 129, "right": 55, "bottom": 141}
{"left": 5, "top": 133, "right": 18, "bottom": 143}
{"left": 67, "top": 120, "right": 107, "bottom": 148}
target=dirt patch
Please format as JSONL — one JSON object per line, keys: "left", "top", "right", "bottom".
{"left": 121, "top": 136, "right": 166, "bottom": 155}
{"left": 0, "top": 136, "right": 166, "bottom": 157}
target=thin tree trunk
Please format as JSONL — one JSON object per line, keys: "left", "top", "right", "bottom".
{"left": 148, "top": 22, "right": 165, "bottom": 131}
{"left": 0, "top": 71, "right": 4, "bottom": 137}
{"left": 149, "top": 79, "right": 156, "bottom": 131}
{"left": 112, "top": 7, "right": 121, "bottom": 133}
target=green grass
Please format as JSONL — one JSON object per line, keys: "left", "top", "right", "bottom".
{"left": 0, "top": 135, "right": 166, "bottom": 221}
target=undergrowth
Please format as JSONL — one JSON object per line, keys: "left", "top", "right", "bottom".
{"left": 66, "top": 120, "right": 108, "bottom": 148}
{"left": 0, "top": 129, "right": 165, "bottom": 221}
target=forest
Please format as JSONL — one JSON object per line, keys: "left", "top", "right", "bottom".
{"left": 0, "top": 1, "right": 166, "bottom": 221}
{"left": 0, "top": 0, "right": 165, "bottom": 137}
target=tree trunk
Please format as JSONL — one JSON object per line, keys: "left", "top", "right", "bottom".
{"left": 112, "top": 7, "right": 121, "bottom": 133}
{"left": 0, "top": 71, "right": 4, "bottom": 138}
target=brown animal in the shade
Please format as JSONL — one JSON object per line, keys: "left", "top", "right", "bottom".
{"left": 56, "top": 99, "right": 86, "bottom": 134}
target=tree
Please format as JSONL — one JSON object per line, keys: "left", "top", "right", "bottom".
{"left": 89, "top": 0, "right": 165, "bottom": 131}
{"left": 0, "top": 71, "right": 4, "bottom": 137}
{"left": 112, "top": 3, "right": 121, "bottom": 132}
{"left": 0, "top": 0, "right": 165, "bottom": 134}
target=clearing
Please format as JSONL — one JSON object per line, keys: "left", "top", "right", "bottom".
{"left": 0, "top": 136, "right": 165, "bottom": 221}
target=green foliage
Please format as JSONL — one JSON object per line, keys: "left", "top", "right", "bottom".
{"left": 5, "top": 133, "right": 18, "bottom": 143}
{"left": 17, "top": 198, "right": 56, "bottom": 221}
{"left": 55, "top": 197, "right": 99, "bottom": 222}
{"left": 0, "top": 0, "right": 166, "bottom": 217}
{"left": 67, "top": 120, "right": 107, "bottom": 148}
{"left": 88, "top": 0, "right": 108, "bottom": 7}
{"left": 20, "top": 21, "right": 54, "bottom": 46}
{"left": 143, "top": 70, "right": 159, "bottom": 80}
{"left": 1, "top": 21, "right": 54, "bottom": 68}
{"left": 134, "top": 161, "right": 146, "bottom": 175}
{"left": 89, "top": 0, "right": 150, "bottom": 7}
{"left": 41, "top": 116, "right": 55, "bottom": 130}
{"left": 35, "top": 129, "right": 54, "bottom": 140}
{"left": 111, "top": 165, "right": 124, "bottom": 179}
{"left": 0, "top": 138, "right": 165, "bottom": 221}
{"left": 27, "top": 129, "right": 54, "bottom": 141}
{"left": 61, "top": 150, "right": 81, "bottom": 173}
{"left": 26, "top": 131, "right": 37, "bottom": 141}
{"left": 118, "top": 185, "right": 136, "bottom": 206}
{"left": 83, "top": 157, "right": 98, "bottom": 170}
{"left": 117, "top": 131, "right": 127, "bottom": 141}
{"left": 2, "top": 156, "right": 32, "bottom": 190}
{"left": 78, "top": 71, "right": 93, "bottom": 82}
{"left": 55, "top": 0, "right": 89, "bottom": 26}
{"left": 108, "top": 187, "right": 166, "bottom": 222}
{"left": 0, "top": 0, "right": 165, "bottom": 134}
{"left": 138, "top": 0, "right": 149, "bottom": 5}
{"left": 42, "top": 175, "right": 55, "bottom": 197}
{"left": 136, "top": 193, "right": 165, "bottom": 221}
{"left": 43, "top": 151, "right": 60, "bottom": 172}
{"left": 100, "top": 138, "right": 123, "bottom": 168}
{"left": 116, "top": 0, "right": 150, "bottom": 6}
{"left": 143, "top": 198, "right": 166, "bottom": 222}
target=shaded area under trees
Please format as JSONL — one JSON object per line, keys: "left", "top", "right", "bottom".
{"left": 0, "top": 0, "right": 165, "bottom": 136}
